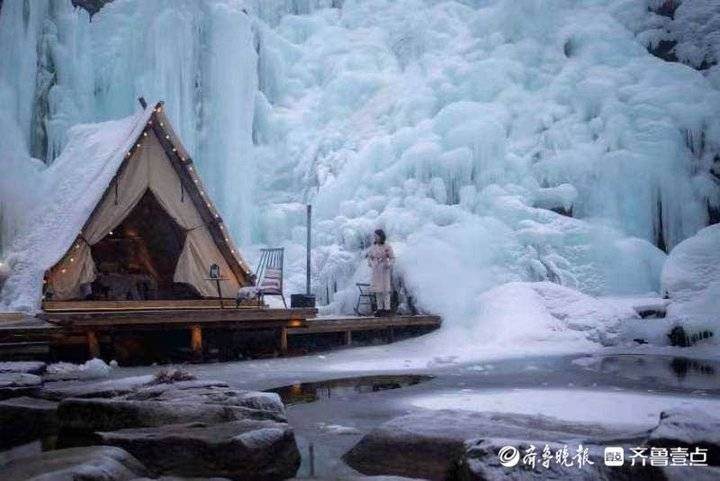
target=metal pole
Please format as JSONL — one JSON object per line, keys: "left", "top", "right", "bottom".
{"left": 306, "top": 204, "right": 312, "bottom": 295}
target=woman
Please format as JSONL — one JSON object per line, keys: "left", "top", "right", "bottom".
{"left": 367, "top": 229, "right": 395, "bottom": 314}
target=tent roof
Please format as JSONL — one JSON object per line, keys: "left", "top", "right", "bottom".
{"left": 0, "top": 102, "right": 252, "bottom": 311}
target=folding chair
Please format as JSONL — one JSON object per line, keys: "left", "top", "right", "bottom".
{"left": 255, "top": 248, "right": 287, "bottom": 307}
{"left": 354, "top": 282, "right": 376, "bottom": 316}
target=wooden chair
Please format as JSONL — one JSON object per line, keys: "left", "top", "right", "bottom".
{"left": 255, "top": 248, "right": 286, "bottom": 307}
{"left": 354, "top": 282, "right": 376, "bottom": 316}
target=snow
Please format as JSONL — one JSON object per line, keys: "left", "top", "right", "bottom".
{"left": 409, "top": 388, "right": 720, "bottom": 429}
{"left": 46, "top": 358, "right": 113, "bottom": 380}
{"left": 0, "top": 0, "right": 718, "bottom": 356}
{"left": 662, "top": 224, "right": 720, "bottom": 338}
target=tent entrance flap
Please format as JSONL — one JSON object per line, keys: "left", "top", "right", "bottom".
{"left": 90, "top": 190, "right": 200, "bottom": 301}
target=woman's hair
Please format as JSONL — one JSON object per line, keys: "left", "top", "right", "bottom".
{"left": 374, "top": 229, "right": 386, "bottom": 245}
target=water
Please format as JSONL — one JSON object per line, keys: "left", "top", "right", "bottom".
{"left": 3, "top": 353, "right": 720, "bottom": 476}
{"left": 266, "top": 374, "right": 433, "bottom": 406}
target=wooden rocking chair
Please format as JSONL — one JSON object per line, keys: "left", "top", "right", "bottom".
{"left": 255, "top": 248, "right": 287, "bottom": 308}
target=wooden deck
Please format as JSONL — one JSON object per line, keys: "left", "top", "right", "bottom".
{"left": 1, "top": 304, "right": 441, "bottom": 362}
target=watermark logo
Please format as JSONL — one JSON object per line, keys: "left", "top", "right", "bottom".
{"left": 498, "top": 445, "right": 520, "bottom": 467}
{"left": 497, "top": 444, "right": 708, "bottom": 470}
{"left": 604, "top": 447, "right": 625, "bottom": 466}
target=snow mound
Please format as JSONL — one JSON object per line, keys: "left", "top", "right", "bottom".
{"left": 662, "top": 224, "right": 720, "bottom": 335}
{"left": 46, "top": 358, "right": 113, "bottom": 380}
{"left": 472, "top": 281, "right": 638, "bottom": 348}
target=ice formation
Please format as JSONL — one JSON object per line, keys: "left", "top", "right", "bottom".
{"left": 662, "top": 224, "right": 720, "bottom": 335}
{"left": 0, "top": 0, "right": 718, "bottom": 352}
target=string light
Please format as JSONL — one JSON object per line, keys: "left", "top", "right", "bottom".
{"left": 188, "top": 166, "right": 193, "bottom": 171}
{"left": 143, "top": 132, "right": 148, "bottom": 137}
{"left": 172, "top": 148, "right": 177, "bottom": 153}
{"left": 160, "top": 122, "right": 164, "bottom": 127}
{"left": 136, "top": 143, "right": 141, "bottom": 148}
{"left": 69, "top": 257, "right": 75, "bottom": 263}
{"left": 165, "top": 135, "right": 170, "bottom": 140}
{"left": 61, "top": 268, "right": 67, "bottom": 274}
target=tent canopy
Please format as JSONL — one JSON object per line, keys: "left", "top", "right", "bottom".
{"left": 44, "top": 102, "right": 253, "bottom": 301}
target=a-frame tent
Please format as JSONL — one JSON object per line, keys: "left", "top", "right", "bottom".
{"left": 43, "top": 101, "right": 253, "bottom": 303}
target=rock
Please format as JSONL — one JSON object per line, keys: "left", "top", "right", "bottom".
{"left": 39, "top": 375, "right": 156, "bottom": 401}
{"left": 289, "top": 477, "right": 429, "bottom": 481}
{"left": 459, "top": 438, "right": 661, "bottom": 481}
{"left": 126, "top": 379, "right": 229, "bottom": 398}
{"left": 0, "top": 396, "right": 58, "bottom": 448}
{"left": 661, "top": 466, "right": 720, "bottom": 481}
{"left": 0, "top": 446, "right": 146, "bottom": 481}
{"left": 344, "top": 410, "right": 643, "bottom": 481}
{"left": 96, "top": 420, "right": 300, "bottom": 481}
{"left": 648, "top": 408, "right": 720, "bottom": 466}
{"left": 57, "top": 397, "right": 279, "bottom": 436}
{"left": 132, "top": 478, "right": 231, "bottom": 481}
{"left": 0, "top": 372, "right": 42, "bottom": 400}
{"left": 125, "top": 383, "right": 286, "bottom": 416}
{"left": 0, "top": 361, "right": 46, "bottom": 375}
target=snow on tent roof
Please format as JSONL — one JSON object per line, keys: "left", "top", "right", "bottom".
{"left": 0, "top": 103, "right": 251, "bottom": 311}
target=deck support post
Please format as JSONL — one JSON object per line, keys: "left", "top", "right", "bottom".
{"left": 279, "top": 327, "right": 288, "bottom": 355}
{"left": 86, "top": 330, "right": 100, "bottom": 359}
{"left": 190, "top": 325, "right": 203, "bottom": 360}
{"left": 344, "top": 330, "right": 352, "bottom": 346}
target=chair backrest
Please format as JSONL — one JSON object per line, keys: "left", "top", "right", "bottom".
{"left": 255, "top": 248, "right": 284, "bottom": 294}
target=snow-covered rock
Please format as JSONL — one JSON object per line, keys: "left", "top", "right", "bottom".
{"left": 96, "top": 420, "right": 300, "bottom": 481}
{"left": 0, "top": 360, "right": 46, "bottom": 374}
{"left": 39, "top": 375, "right": 156, "bottom": 401}
{"left": 343, "top": 409, "right": 639, "bottom": 481}
{"left": 0, "top": 446, "right": 147, "bottom": 481}
{"left": 662, "top": 224, "right": 720, "bottom": 338}
{"left": 648, "top": 407, "right": 720, "bottom": 466}
{"left": 0, "top": 372, "right": 42, "bottom": 399}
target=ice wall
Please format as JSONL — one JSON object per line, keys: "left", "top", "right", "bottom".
{"left": 0, "top": 0, "right": 257, "bottom": 245}
{"left": 0, "top": 0, "right": 718, "bottom": 331}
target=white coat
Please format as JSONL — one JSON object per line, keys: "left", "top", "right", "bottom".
{"left": 367, "top": 243, "right": 395, "bottom": 293}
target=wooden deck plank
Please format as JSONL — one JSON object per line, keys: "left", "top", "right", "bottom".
{"left": 287, "top": 314, "right": 441, "bottom": 334}
{"left": 43, "top": 299, "right": 252, "bottom": 312}
{"left": 42, "top": 307, "right": 318, "bottom": 330}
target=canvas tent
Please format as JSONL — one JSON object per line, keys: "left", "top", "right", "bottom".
{"left": 38, "top": 101, "right": 253, "bottom": 303}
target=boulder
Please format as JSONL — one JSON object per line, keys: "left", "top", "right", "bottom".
{"left": 648, "top": 408, "right": 720, "bottom": 466}
{"left": 0, "top": 372, "right": 42, "bottom": 400}
{"left": 125, "top": 383, "right": 286, "bottom": 416}
{"left": 57, "top": 397, "right": 281, "bottom": 436}
{"left": 344, "top": 410, "right": 643, "bottom": 481}
{"left": 39, "top": 375, "right": 155, "bottom": 401}
{"left": 0, "top": 361, "right": 46, "bottom": 375}
{"left": 0, "top": 396, "right": 58, "bottom": 448}
{"left": 133, "top": 478, "right": 231, "bottom": 481}
{"left": 96, "top": 420, "right": 300, "bottom": 481}
{"left": 0, "top": 446, "right": 146, "bottom": 481}
{"left": 661, "top": 466, "right": 720, "bottom": 481}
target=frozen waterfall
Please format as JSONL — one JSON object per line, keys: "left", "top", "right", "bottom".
{"left": 0, "top": 0, "right": 718, "bottom": 346}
